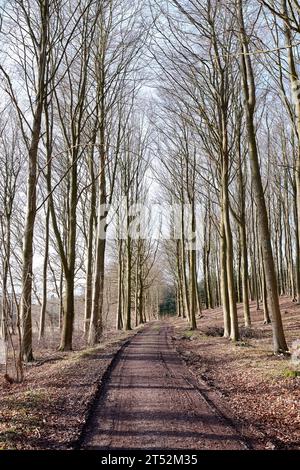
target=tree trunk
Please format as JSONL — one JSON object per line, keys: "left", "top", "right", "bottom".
{"left": 60, "top": 272, "right": 74, "bottom": 351}
{"left": 20, "top": 0, "right": 49, "bottom": 363}
{"left": 39, "top": 204, "right": 50, "bottom": 340}
{"left": 188, "top": 200, "right": 197, "bottom": 330}
{"left": 116, "top": 240, "right": 124, "bottom": 330}
{"left": 59, "top": 153, "right": 77, "bottom": 351}
{"left": 125, "top": 212, "right": 132, "bottom": 331}
{"left": 238, "top": 0, "right": 288, "bottom": 353}
{"left": 239, "top": 223, "right": 251, "bottom": 327}
{"left": 220, "top": 218, "right": 230, "bottom": 338}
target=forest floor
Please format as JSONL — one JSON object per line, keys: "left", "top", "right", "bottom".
{"left": 0, "top": 297, "right": 300, "bottom": 450}
{"left": 0, "top": 328, "right": 142, "bottom": 449}
{"left": 173, "top": 296, "right": 300, "bottom": 450}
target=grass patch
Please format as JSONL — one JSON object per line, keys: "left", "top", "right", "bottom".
{"left": 24, "top": 388, "right": 48, "bottom": 401}
{"left": 152, "top": 325, "right": 161, "bottom": 331}
{"left": 0, "top": 386, "right": 54, "bottom": 448}
{"left": 282, "top": 369, "right": 300, "bottom": 378}
{"left": 2, "top": 388, "right": 49, "bottom": 412}
{"left": 72, "top": 334, "right": 132, "bottom": 361}
{"left": 74, "top": 348, "right": 100, "bottom": 359}
{"left": 183, "top": 330, "right": 195, "bottom": 338}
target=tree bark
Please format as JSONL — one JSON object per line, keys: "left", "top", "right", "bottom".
{"left": 39, "top": 203, "right": 50, "bottom": 340}
{"left": 238, "top": 0, "right": 288, "bottom": 352}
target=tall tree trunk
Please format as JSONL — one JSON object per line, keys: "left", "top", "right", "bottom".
{"left": 261, "top": 247, "right": 271, "bottom": 325}
{"left": 238, "top": 0, "right": 288, "bottom": 353}
{"left": 204, "top": 205, "right": 213, "bottom": 309}
{"left": 176, "top": 239, "right": 185, "bottom": 317}
{"left": 116, "top": 240, "right": 124, "bottom": 330}
{"left": 180, "top": 205, "right": 190, "bottom": 320}
{"left": 59, "top": 155, "right": 77, "bottom": 351}
{"left": 0, "top": 213, "right": 11, "bottom": 340}
{"left": 220, "top": 218, "right": 230, "bottom": 338}
{"left": 20, "top": 0, "right": 49, "bottom": 363}
{"left": 84, "top": 144, "right": 97, "bottom": 336}
{"left": 188, "top": 200, "right": 197, "bottom": 330}
{"left": 39, "top": 203, "right": 50, "bottom": 340}
{"left": 281, "top": 0, "right": 300, "bottom": 303}
{"left": 125, "top": 209, "right": 132, "bottom": 331}
{"left": 60, "top": 272, "right": 75, "bottom": 351}
{"left": 89, "top": 145, "right": 107, "bottom": 344}
{"left": 21, "top": 104, "right": 42, "bottom": 362}
{"left": 240, "top": 223, "right": 251, "bottom": 327}
{"left": 222, "top": 155, "right": 239, "bottom": 341}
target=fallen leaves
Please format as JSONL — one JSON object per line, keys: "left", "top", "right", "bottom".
{"left": 0, "top": 329, "right": 137, "bottom": 449}
{"left": 174, "top": 297, "right": 300, "bottom": 450}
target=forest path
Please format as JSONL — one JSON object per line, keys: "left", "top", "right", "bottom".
{"left": 81, "top": 322, "right": 246, "bottom": 450}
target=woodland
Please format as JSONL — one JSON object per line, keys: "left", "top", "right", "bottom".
{"left": 0, "top": 0, "right": 300, "bottom": 452}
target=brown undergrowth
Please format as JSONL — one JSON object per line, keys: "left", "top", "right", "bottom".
{"left": 173, "top": 297, "right": 300, "bottom": 450}
{"left": 0, "top": 328, "right": 141, "bottom": 449}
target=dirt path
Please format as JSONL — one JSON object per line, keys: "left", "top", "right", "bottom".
{"left": 81, "top": 322, "right": 247, "bottom": 450}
